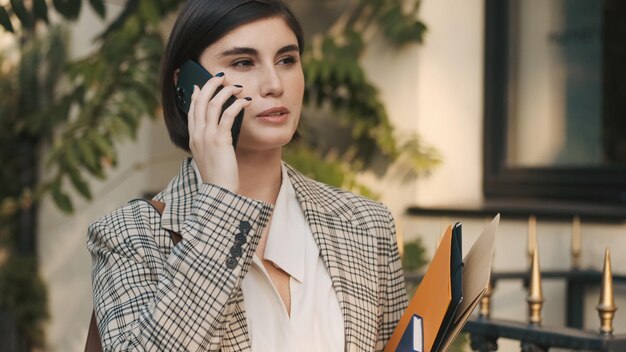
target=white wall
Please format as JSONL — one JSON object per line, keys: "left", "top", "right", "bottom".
{"left": 411, "top": 0, "right": 485, "bottom": 207}
{"left": 356, "top": 0, "right": 485, "bottom": 240}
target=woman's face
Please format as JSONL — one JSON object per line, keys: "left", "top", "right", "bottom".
{"left": 198, "top": 16, "right": 304, "bottom": 152}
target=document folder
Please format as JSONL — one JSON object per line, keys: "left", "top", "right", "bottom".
{"left": 397, "top": 315, "right": 424, "bottom": 352}
{"left": 385, "top": 215, "right": 499, "bottom": 352}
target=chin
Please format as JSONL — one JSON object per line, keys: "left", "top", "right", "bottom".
{"left": 236, "top": 133, "right": 295, "bottom": 152}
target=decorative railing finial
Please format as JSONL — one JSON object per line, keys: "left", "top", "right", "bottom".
{"left": 571, "top": 216, "right": 581, "bottom": 269}
{"left": 597, "top": 247, "right": 617, "bottom": 335}
{"left": 479, "top": 278, "right": 494, "bottom": 319}
{"left": 528, "top": 246, "right": 544, "bottom": 326}
{"left": 527, "top": 215, "right": 537, "bottom": 265}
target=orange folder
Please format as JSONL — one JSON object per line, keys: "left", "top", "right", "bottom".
{"left": 385, "top": 215, "right": 500, "bottom": 352}
{"left": 385, "top": 225, "right": 454, "bottom": 352}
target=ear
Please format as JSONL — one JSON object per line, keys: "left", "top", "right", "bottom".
{"left": 173, "top": 68, "right": 180, "bottom": 86}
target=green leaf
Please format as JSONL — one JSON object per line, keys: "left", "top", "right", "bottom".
{"left": 75, "top": 138, "right": 106, "bottom": 179}
{"left": 32, "top": 0, "right": 49, "bottom": 23}
{"left": 138, "top": 0, "right": 160, "bottom": 24}
{"left": 88, "top": 0, "right": 106, "bottom": 18}
{"left": 52, "top": 0, "right": 81, "bottom": 20}
{"left": 321, "top": 37, "right": 336, "bottom": 56}
{"left": 89, "top": 131, "right": 116, "bottom": 159}
{"left": 139, "top": 33, "right": 163, "bottom": 55}
{"left": 62, "top": 143, "right": 80, "bottom": 170}
{"left": 76, "top": 138, "right": 98, "bottom": 170}
{"left": 0, "top": 255, "right": 49, "bottom": 345}
{"left": 402, "top": 238, "right": 428, "bottom": 272}
{"left": 303, "top": 59, "right": 319, "bottom": 83}
{"left": 0, "top": 6, "right": 15, "bottom": 32}
{"left": 110, "top": 114, "right": 133, "bottom": 137}
{"left": 97, "top": 0, "right": 138, "bottom": 39}
{"left": 124, "top": 89, "right": 153, "bottom": 117}
{"left": 45, "top": 145, "right": 63, "bottom": 168}
{"left": 67, "top": 168, "right": 92, "bottom": 200}
{"left": 84, "top": 163, "right": 106, "bottom": 180}
{"left": 45, "top": 94, "right": 73, "bottom": 129}
{"left": 50, "top": 183, "right": 73, "bottom": 213}
{"left": 10, "top": 0, "right": 33, "bottom": 29}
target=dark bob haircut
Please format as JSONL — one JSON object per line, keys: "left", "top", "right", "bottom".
{"left": 160, "top": 0, "right": 305, "bottom": 152}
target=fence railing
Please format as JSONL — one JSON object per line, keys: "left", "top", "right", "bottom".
{"left": 403, "top": 215, "right": 626, "bottom": 351}
{"left": 467, "top": 248, "right": 622, "bottom": 351}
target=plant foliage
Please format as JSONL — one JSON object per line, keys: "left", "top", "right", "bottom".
{"left": 297, "top": 0, "right": 439, "bottom": 194}
{"left": 0, "top": 22, "right": 69, "bottom": 351}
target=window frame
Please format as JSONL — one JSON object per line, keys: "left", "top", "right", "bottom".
{"left": 482, "top": 0, "right": 626, "bottom": 204}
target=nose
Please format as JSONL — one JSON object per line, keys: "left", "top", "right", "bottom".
{"left": 259, "top": 65, "right": 284, "bottom": 98}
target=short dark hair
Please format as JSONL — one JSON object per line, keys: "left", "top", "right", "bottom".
{"left": 159, "top": 0, "right": 305, "bottom": 152}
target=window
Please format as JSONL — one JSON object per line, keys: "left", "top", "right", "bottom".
{"left": 483, "top": 0, "right": 626, "bottom": 204}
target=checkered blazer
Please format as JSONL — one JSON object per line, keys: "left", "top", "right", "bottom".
{"left": 88, "top": 158, "right": 407, "bottom": 351}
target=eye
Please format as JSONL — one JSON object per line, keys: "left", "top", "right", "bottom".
{"left": 278, "top": 55, "right": 298, "bottom": 65}
{"left": 232, "top": 59, "right": 255, "bottom": 68}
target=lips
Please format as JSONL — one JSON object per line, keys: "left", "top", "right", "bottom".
{"left": 257, "top": 106, "right": 290, "bottom": 118}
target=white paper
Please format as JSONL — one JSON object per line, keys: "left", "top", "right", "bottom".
{"left": 413, "top": 315, "right": 424, "bottom": 352}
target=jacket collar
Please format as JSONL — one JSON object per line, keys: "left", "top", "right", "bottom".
{"left": 154, "top": 158, "right": 356, "bottom": 233}
{"left": 284, "top": 164, "right": 355, "bottom": 223}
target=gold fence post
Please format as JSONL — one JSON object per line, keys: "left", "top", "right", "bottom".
{"left": 527, "top": 215, "right": 537, "bottom": 266}
{"left": 597, "top": 248, "right": 617, "bottom": 335}
{"left": 528, "top": 246, "right": 544, "bottom": 326}
{"left": 571, "top": 216, "right": 581, "bottom": 269}
{"left": 479, "top": 279, "right": 494, "bottom": 319}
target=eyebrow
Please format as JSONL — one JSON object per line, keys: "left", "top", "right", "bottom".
{"left": 219, "top": 44, "right": 300, "bottom": 57}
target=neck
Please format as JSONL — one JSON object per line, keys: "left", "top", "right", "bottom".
{"left": 236, "top": 148, "right": 283, "bottom": 204}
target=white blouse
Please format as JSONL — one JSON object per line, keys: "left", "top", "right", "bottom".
{"left": 192, "top": 160, "right": 344, "bottom": 351}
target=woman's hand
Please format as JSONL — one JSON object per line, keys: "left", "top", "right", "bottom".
{"left": 187, "top": 74, "right": 252, "bottom": 193}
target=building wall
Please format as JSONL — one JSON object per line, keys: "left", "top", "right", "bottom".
{"left": 364, "top": 0, "right": 626, "bottom": 349}
{"left": 36, "top": 1, "right": 625, "bottom": 351}
{"left": 399, "top": 0, "right": 626, "bottom": 351}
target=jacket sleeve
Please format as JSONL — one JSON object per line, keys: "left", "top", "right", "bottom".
{"left": 375, "top": 210, "right": 408, "bottom": 351}
{"left": 87, "top": 183, "right": 273, "bottom": 351}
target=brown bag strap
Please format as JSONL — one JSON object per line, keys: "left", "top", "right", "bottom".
{"left": 85, "top": 199, "right": 181, "bottom": 352}
{"left": 84, "top": 312, "right": 102, "bottom": 352}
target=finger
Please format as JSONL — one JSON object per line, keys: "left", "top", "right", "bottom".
{"left": 216, "top": 97, "right": 252, "bottom": 135}
{"left": 205, "top": 85, "right": 244, "bottom": 126}
{"left": 188, "top": 85, "right": 199, "bottom": 132}
{"left": 188, "top": 85, "right": 200, "bottom": 151}
{"left": 193, "top": 74, "right": 226, "bottom": 129}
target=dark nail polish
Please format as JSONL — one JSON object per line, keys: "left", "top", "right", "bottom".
{"left": 234, "top": 84, "right": 243, "bottom": 88}
{"left": 244, "top": 97, "right": 252, "bottom": 101}
{"left": 215, "top": 72, "right": 225, "bottom": 77}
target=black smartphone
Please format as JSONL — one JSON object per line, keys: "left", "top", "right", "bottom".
{"left": 175, "top": 60, "right": 244, "bottom": 149}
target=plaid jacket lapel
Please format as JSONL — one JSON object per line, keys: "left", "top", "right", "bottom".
{"left": 287, "top": 165, "right": 380, "bottom": 352}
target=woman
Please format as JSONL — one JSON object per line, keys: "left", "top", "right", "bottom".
{"left": 88, "top": 0, "right": 407, "bottom": 351}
